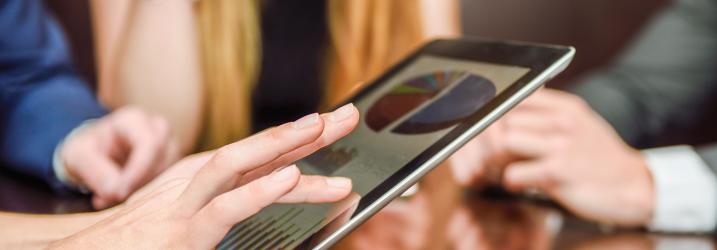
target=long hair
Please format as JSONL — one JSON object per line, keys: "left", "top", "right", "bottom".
{"left": 196, "top": 0, "right": 432, "bottom": 151}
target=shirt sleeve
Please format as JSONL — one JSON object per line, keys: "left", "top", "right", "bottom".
{"left": 0, "top": 0, "right": 108, "bottom": 192}
{"left": 52, "top": 120, "right": 96, "bottom": 193}
{"left": 643, "top": 145, "right": 717, "bottom": 233}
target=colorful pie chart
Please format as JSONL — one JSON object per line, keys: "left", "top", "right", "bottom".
{"left": 365, "top": 70, "right": 497, "bottom": 134}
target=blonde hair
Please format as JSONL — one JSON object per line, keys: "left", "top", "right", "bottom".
{"left": 196, "top": 0, "right": 430, "bottom": 151}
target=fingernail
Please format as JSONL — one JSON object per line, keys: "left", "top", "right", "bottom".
{"left": 326, "top": 177, "right": 352, "bottom": 189}
{"left": 328, "top": 103, "right": 355, "bottom": 123}
{"left": 293, "top": 113, "right": 320, "bottom": 129}
{"left": 271, "top": 165, "right": 298, "bottom": 182}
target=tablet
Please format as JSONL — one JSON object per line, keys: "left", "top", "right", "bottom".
{"left": 217, "top": 38, "right": 575, "bottom": 250}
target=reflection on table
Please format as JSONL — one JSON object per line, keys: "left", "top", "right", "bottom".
{"left": 1, "top": 164, "right": 715, "bottom": 250}
{"left": 334, "top": 165, "right": 716, "bottom": 250}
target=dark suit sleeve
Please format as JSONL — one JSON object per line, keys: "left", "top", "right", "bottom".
{"left": 0, "top": 0, "right": 107, "bottom": 191}
{"left": 567, "top": 0, "right": 717, "bottom": 149}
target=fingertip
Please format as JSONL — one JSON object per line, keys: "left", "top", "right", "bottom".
{"left": 92, "top": 177, "right": 117, "bottom": 200}
{"left": 320, "top": 178, "right": 353, "bottom": 202}
{"left": 502, "top": 168, "right": 521, "bottom": 192}
{"left": 327, "top": 103, "right": 358, "bottom": 123}
{"left": 319, "top": 104, "right": 360, "bottom": 137}
{"left": 92, "top": 196, "right": 109, "bottom": 209}
{"left": 449, "top": 161, "right": 478, "bottom": 187}
{"left": 503, "top": 166, "right": 538, "bottom": 192}
{"left": 451, "top": 166, "right": 470, "bottom": 186}
{"left": 455, "top": 175, "right": 472, "bottom": 187}
{"left": 326, "top": 177, "right": 353, "bottom": 199}
{"left": 116, "top": 185, "right": 133, "bottom": 202}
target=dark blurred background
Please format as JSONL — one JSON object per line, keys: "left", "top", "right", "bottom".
{"left": 44, "top": 0, "right": 670, "bottom": 88}
{"left": 460, "top": 0, "right": 670, "bottom": 87}
{"left": 48, "top": 0, "right": 717, "bottom": 146}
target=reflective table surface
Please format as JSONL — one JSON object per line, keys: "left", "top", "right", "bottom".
{"left": 1, "top": 166, "right": 714, "bottom": 250}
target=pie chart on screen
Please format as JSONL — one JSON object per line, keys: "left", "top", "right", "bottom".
{"left": 365, "top": 70, "right": 497, "bottom": 134}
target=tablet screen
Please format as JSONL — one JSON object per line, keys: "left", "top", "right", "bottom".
{"left": 307, "top": 55, "right": 528, "bottom": 194}
{"left": 217, "top": 55, "right": 529, "bottom": 249}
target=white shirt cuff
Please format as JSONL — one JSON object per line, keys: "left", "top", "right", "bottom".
{"left": 655, "top": 236, "right": 713, "bottom": 250}
{"left": 643, "top": 145, "right": 717, "bottom": 233}
{"left": 53, "top": 120, "right": 96, "bottom": 193}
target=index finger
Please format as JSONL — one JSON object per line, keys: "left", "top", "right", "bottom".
{"left": 239, "top": 104, "right": 360, "bottom": 183}
{"left": 177, "top": 107, "right": 343, "bottom": 213}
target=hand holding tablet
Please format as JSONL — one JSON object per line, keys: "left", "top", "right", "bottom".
{"left": 218, "top": 38, "right": 574, "bottom": 249}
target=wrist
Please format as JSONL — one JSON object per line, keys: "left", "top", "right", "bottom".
{"left": 53, "top": 120, "right": 97, "bottom": 193}
{"left": 624, "top": 148, "right": 656, "bottom": 226}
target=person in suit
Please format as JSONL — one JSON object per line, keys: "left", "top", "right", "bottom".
{"left": 450, "top": 0, "right": 717, "bottom": 233}
{"left": 0, "top": 0, "right": 180, "bottom": 208}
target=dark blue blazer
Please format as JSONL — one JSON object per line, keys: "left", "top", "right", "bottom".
{"left": 0, "top": 0, "right": 107, "bottom": 190}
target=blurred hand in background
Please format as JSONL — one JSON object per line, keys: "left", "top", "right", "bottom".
{"left": 450, "top": 89, "right": 655, "bottom": 227}
{"left": 59, "top": 107, "right": 180, "bottom": 209}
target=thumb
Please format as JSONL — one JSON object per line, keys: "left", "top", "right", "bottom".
{"left": 92, "top": 196, "right": 115, "bottom": 209}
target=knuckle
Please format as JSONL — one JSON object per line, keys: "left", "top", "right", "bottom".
{"left": 240, "top": 185, "right": 272, "bottom": 212}
{"left": 544, "top": 158, "right": 565, "bottom": 175}
{"left": 303, "top": 176, "right": 322, "bottom": 189}
{"left": 554, "top": 113, "right": 577, "bottom": 132}
{"left": 504, "top": 131, "right": 521, "bottom": 147}
{"left": 503, "top": 115, "right": 518, "bottom": 129}
{"left": 542, "top": 172, "right": 559, "bottom": 189}
{"left": 208, "top": 147, "right": 234, "bottom": 171}
{"left": 207, "top": 196, "right": 233, "bottom": 215}
{"left": 570, "top": 95, "right": 590, "bottom": 109}
{"left": 262, "top": 127, "right": 289, "bottom": 151}
{"left": 266, "top": 127, "right": 288, "bottom": 143}
{"left": 563, "top": 95, "right": 590, "bottom": 113}
{"left": 246, "top": 181, "right": 268, "bottom": 199}
{"left": 550, "top": 135, "right": 570, "bottom": 150}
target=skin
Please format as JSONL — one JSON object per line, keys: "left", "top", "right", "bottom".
{"left": 1, "top": 104, "right": 360, "bottom": 249}
{"left": 61, "top": 106, "right": 179, "bottom": 209}
{"left": 451, "top": 89, "right": 655, "bottom": 227}
{"left": 91, "top": 0, "right": 203, "bottom": 154}
{"left": 90, "top": 0, "right": 461, "bottom": 155}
